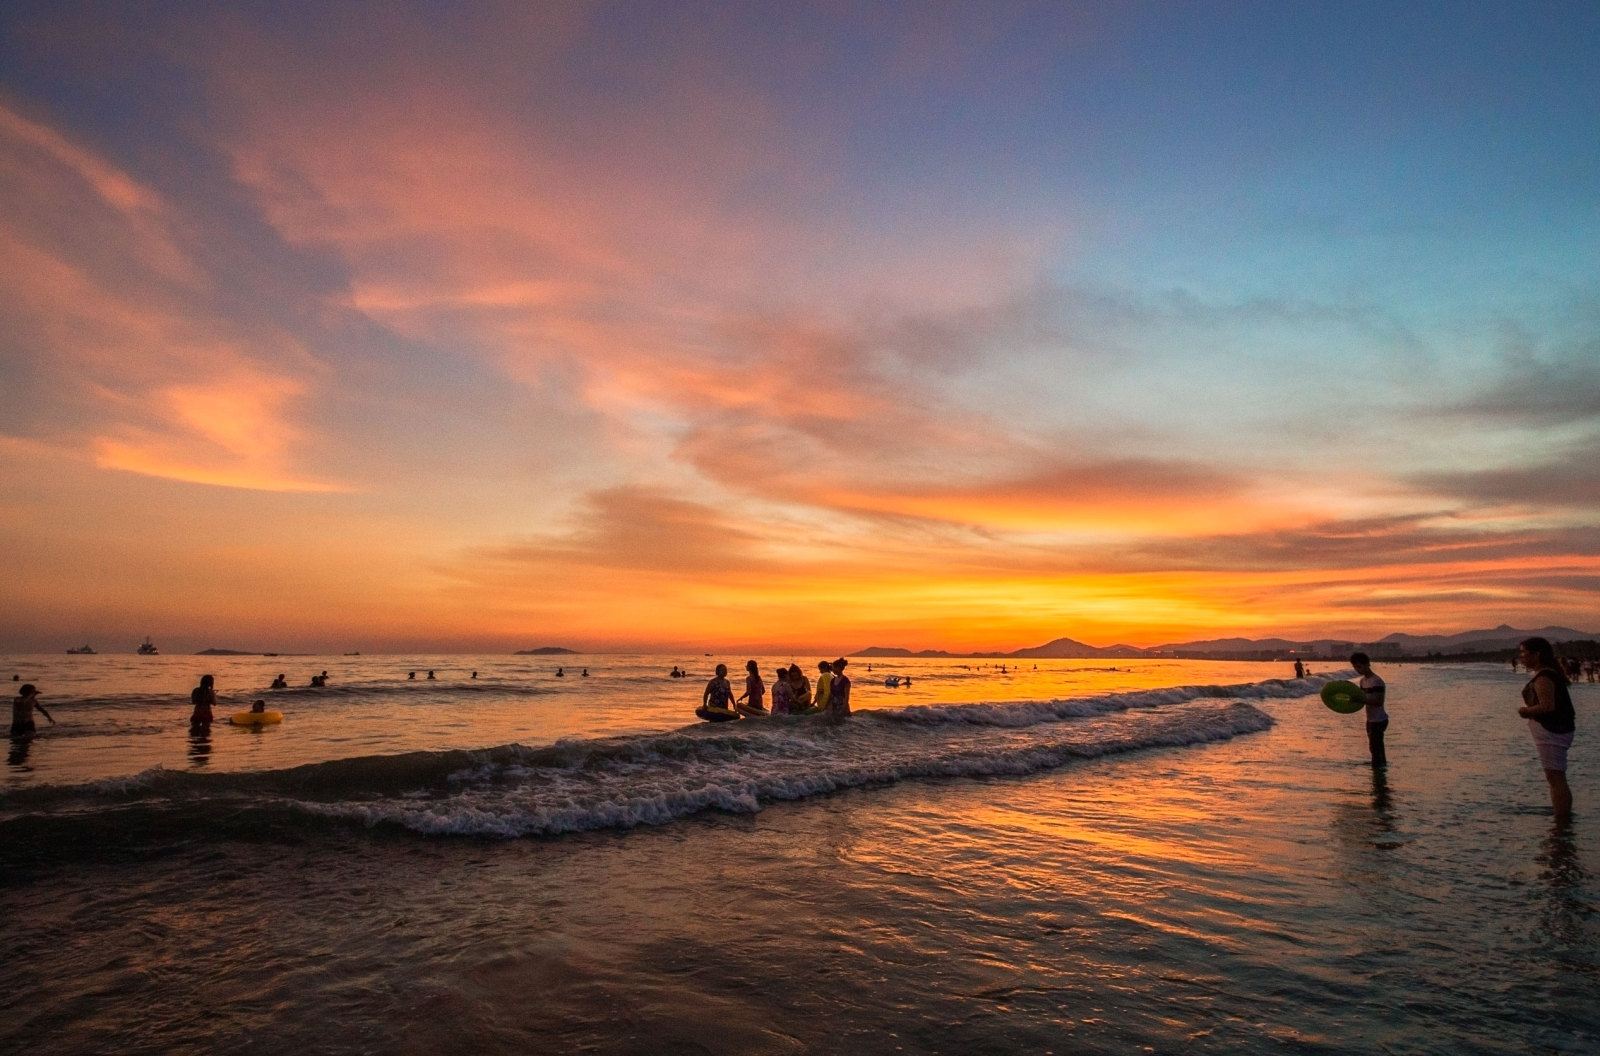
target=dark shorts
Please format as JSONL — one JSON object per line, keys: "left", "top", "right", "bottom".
{"left": 10, "top": 719, "right": 36, "bottom": 737}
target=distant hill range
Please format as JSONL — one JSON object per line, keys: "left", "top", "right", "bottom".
{"left": 514, "top": 646, "right": 578, "bottom": 655}
{"left": 195, "top": 648, "right": 260, "bottom": 656}
{"left": 853, "top": 624, "right": 1598, "bottom": 661}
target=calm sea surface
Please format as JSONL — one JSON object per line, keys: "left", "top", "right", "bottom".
{"left": 2, "top": 655, "right": 1595, "bottom": 1054}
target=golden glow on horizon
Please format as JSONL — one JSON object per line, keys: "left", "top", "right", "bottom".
{"left": 2, "top": 23, "right": 1597, "bottom": 654}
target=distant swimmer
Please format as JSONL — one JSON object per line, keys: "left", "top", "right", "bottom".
{"left": 471, "top": 671, "right": 478, "bottom": 680}
{"left": 1294, "top": 659, "right": 1305, "bottom": 679}
{"left": 271, "top": 673, "right": 288, "bottom": 689}
{"left": 426, "top": 670, "right": 436, "bottom": 680}
{"left": 556, "top": 667, "right": 565, "bottom": 678}
{"left": 828, "top": 658, "right": 852, "bottom": 719}
{"left": 670, "top": 666, "right": 684, "bottom": 678}
{"left": 581, "top": 668, "right": 589, "bottom": 677}
{"left": 190, "top": 675, "right": 218, "bottom": 731}
{"left": 10, "top": 684, "right": 55, "bottom": 738}
{"left": 408, "top": 671, "right": 416, "bottom": 680}
{"left": 249, "top": 699, "right": 267, "bottom": 715}
{"left": 310, "top": 670, "right": 328, "bottom": 688}
{"left": 902, "top": 676, "right": 912, "bottom": 686}
{"left": 735, "top": 661, "right": 766, "bottom": 716}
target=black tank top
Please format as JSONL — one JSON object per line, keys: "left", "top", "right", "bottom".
{"left": 1522, "top": 671, "right": 1575, "bottom": 734}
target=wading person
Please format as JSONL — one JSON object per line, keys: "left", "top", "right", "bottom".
{"left": 1350, "top": 652, "right": 1388, "bottom": 768}
{"left": 1517, "top": 637, "right": 1575, "bottom": 824}
{"left": 190, "top": 675, "right": 217, "bottom": 732}
{"left": 10, "top": 684, "right": 54, "bottom": 737}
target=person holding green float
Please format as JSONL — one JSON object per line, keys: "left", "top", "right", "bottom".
{"left": 1350, "top": 652, "right": 1388, "bottom": 768}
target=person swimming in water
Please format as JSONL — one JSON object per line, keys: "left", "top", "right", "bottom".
{"left": 249, "top": 699, "right": 267, "bottom": 714}
{"left": 270, "top": 673, "right": 288, "bottom": 689}
{"left": 190, "top": 675, "right": 218, "bottom": 731}
{"left": 10, "top": 684, "right": 55, "bottom": 738}
{"left": 426, "top": 670, "right": 436, "bottom": 680}
{"left": 408, "top": 671, "right": 416, "bottom": 680}
{"left": 556, "top": 667, "right": 565, "bottom": 677}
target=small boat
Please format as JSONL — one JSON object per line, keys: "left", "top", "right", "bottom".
{"left": 66, "top": 644, "right": 96, "bottom": 655}
{"left": 137, "top": 637, "right": 159, "bottom": 655}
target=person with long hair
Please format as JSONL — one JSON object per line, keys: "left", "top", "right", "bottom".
{"left": 190, "top": 674, "right": 217, "bottom": 731}
{"left": 735, "top": 660, "right": 766, "bottom": 715}
{"left": 1516, "top": 637, "right": 1576, "bottom": 824}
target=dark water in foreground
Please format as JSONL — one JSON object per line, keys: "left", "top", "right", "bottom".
{"left": 2, "top": 662, "right": 1596, "bottom": 1054}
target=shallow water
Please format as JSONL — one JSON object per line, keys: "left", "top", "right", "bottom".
{"left": 2, "top": 659, "right": 1596, "bottom": 1054}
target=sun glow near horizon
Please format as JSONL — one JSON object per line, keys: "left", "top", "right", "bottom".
{"left": 2, "top": 3, "right": 1598, "bottom": 654}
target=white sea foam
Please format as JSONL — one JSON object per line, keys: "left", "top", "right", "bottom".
{"left": 300, "top": 699, "right": 1275, "bottom": 838}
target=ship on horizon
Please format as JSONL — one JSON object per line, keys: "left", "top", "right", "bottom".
{"left": 136, "top": 637, "right": 159, "bottom": 655}
{"left": 66, "top": 644, "right": 96, "bottom": 654}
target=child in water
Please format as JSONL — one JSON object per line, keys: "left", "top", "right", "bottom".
{"left": 11, "top": 684, "right": 55, "bottom": 737}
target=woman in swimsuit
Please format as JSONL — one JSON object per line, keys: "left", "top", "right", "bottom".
{"left": 1517, "top": 637, "right": 1576, "bottom": 824}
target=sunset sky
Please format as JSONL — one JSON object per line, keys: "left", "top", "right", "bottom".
{"left": 2, "top": 1, "right": 1597, "bottom": 653}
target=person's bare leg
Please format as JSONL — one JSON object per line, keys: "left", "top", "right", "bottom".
{"left": 1545, "top": 769, "right": 1572, "bottom": 825}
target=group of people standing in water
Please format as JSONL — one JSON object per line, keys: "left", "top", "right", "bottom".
{"left": 699, "top": 659, "right": 853, "bottom": 721}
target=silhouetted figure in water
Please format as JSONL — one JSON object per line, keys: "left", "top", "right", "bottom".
{"left": 471, "top": 671, "right": 478, "bottom": 680}
{"left": 190, "top": 675, "right": 217, "bottom": 731}
{"left": 670, "top": 666, "right": 683, "bottom": 678}
{"left": 1294, "top": 659, "right": 1305, "bottom": 679}
{"left": 581, "top": 668, "right": 589, "bottom": 677}
{"left": 408, "top": 671, "right": 416, "bottom": 680}
{"left": 1350, "top": 652, "right": 1389, "bottom": 769}
{"left": 11, "top": 684, "right": 54, "bottom": 738}
{"left": 827, "top": 658, "right": 852, "bottom": 720}
{"left": 250, "top": 699, "right": 267, "bottom": 714}
{"left": 310, "top": 670, "right": 328, "bottom": 688}
{"left": 271, "top": 673, "right": 288, "bottom": 689}
{"left": 426, "top": 670, "right": 436, "bottom": 680}
{"left": 1517, "top": 637, "right": 1575, "bottom": 825}
{"left": 556, "top": 667, "right": 565, "bottom": 677}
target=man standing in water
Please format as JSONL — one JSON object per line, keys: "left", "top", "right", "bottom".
{"left": 1350, "top": 652, "right": 1388, "bottom": 768}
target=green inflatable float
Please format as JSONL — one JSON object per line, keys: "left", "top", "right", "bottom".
{"left": 1320, "top": 680, "right": 1367, "bottom": 714}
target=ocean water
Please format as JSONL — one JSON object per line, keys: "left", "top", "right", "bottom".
{"left": 2, "top": 656, "right": 1595, "bottom": 1054}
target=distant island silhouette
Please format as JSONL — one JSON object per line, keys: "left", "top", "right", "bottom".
{"left": 514, "top": 646, "right": 578, "bottom": 655}
{"left": 853, "top": 624, "right": 1599, "bottom": 661}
